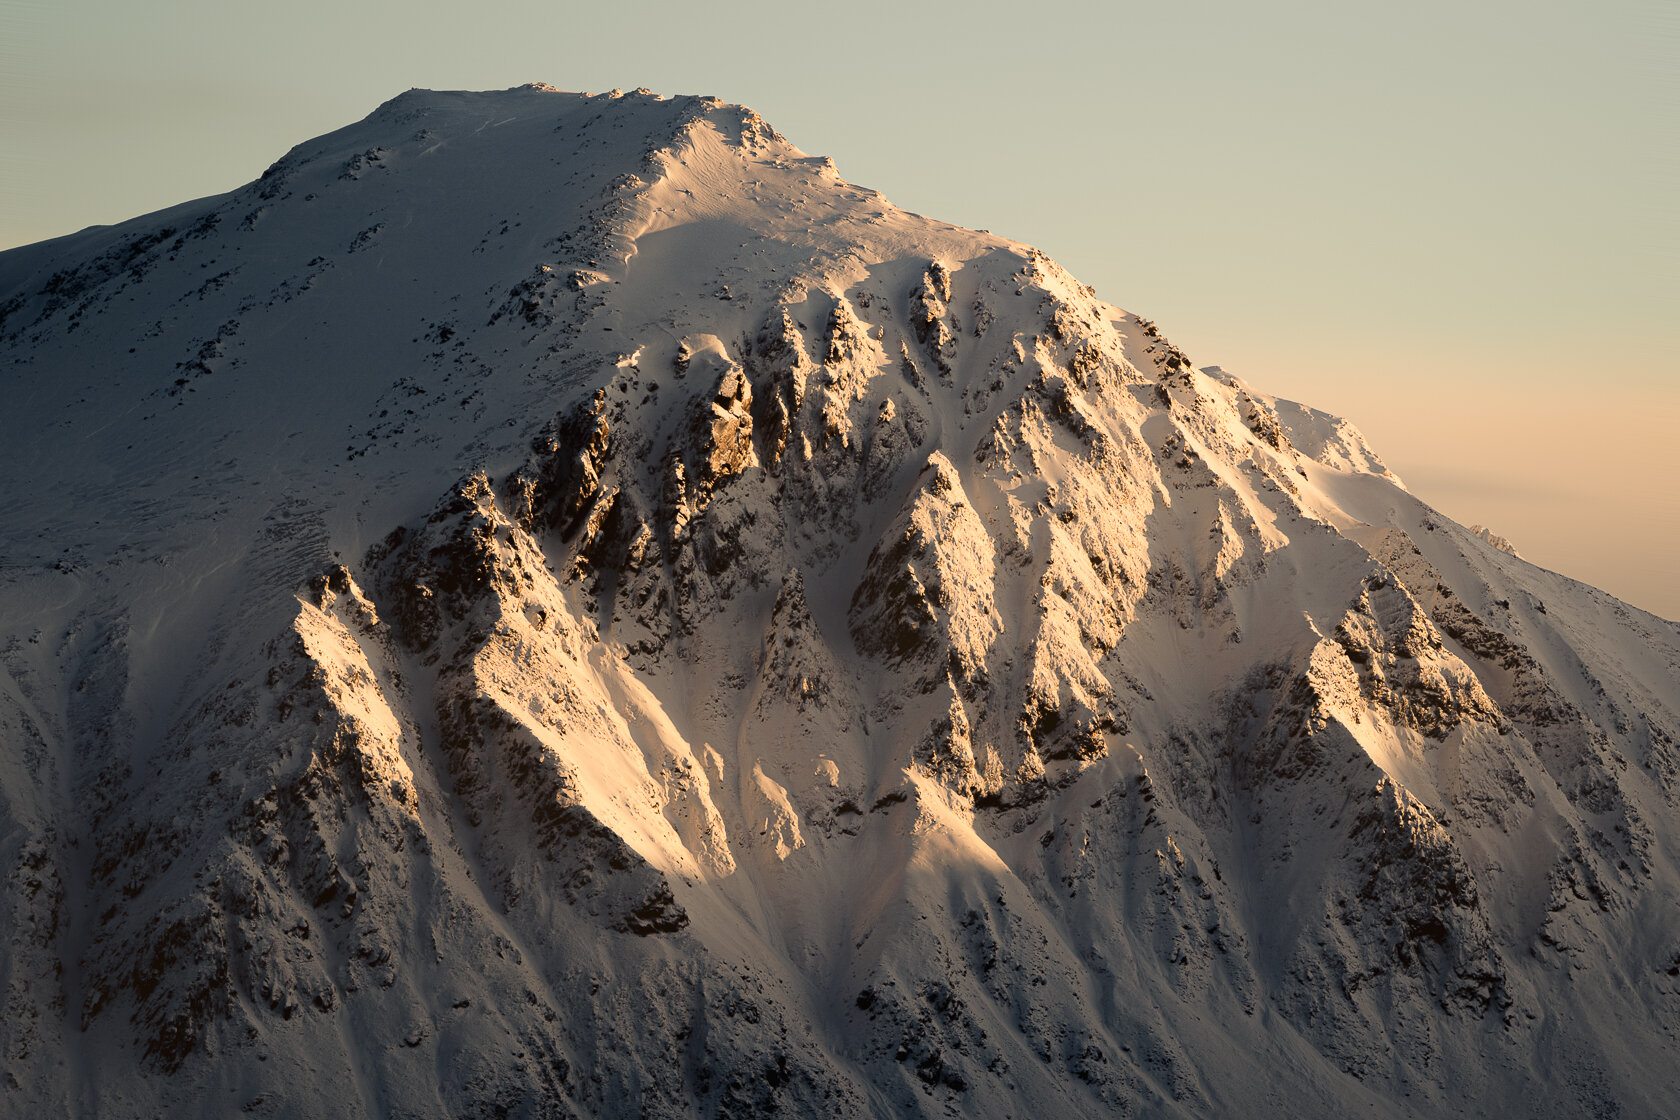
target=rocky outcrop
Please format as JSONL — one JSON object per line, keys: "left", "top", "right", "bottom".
{"left": 0, "top": 85, "right": 1674, "bottom": 1120}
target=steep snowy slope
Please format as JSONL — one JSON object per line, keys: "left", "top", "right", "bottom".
{"left": 1, "top": 85, "right": 1676, "bottom": 1119}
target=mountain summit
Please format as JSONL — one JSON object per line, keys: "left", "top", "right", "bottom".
{"left": 2, "top": 85, "right": 1676, "bottom": 1118}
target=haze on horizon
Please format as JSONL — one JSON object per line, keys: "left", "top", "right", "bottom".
{"left": 4, "top": 0, "right": 1673, "bottom": 618}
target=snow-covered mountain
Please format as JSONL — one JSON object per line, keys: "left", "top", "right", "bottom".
{"left": 1, "top": 84, "right": 1676, "bottom": 1119}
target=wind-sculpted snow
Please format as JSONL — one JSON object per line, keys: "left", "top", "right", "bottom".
{"left": 1, "top": 85, "right": 1678, "bottom": 1119}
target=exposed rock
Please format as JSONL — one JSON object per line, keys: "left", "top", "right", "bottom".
{"left": 0, "top": 84, "right": 1673, "bottom": 1120}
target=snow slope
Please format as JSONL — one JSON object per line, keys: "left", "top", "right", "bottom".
{"left": 1, "top": 85, "right": 1676, "bottom": 1119}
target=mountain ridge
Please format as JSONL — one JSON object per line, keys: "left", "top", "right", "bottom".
{"left": 1, "top": 84, "right": 1676, "bottom": 1118}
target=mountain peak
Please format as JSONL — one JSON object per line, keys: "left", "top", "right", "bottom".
{"left": 1, "top": 87, "right": 1675, "bottom": 1119}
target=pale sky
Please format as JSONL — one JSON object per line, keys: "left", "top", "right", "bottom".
{"left": 3, "top": 0, "right": 1675, "bottom": 618}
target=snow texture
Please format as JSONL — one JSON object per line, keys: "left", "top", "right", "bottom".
{"left": 1, "top": 85, "right": 1677, "bottom": 1119}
